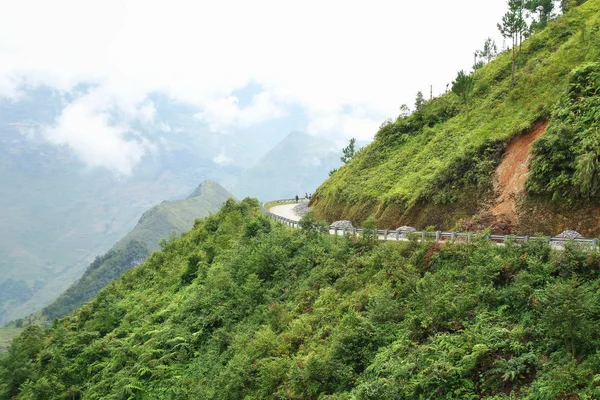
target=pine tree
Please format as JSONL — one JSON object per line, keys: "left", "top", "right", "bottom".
{"left": 526, "top": 0, "right": 554, "bottom": 31}
{"left": 340, "top": 138, "right": 356, "bottom": 164}
{"left": 414, "top": 91, "right": 425, "bottom": 112}
{"left": 498, "top": 0, "right": 527, "bottom": 83}
{"left": 474, "top": 38, "right": 498, "bottom": 70}
{"left": 560, "top": 0, "right": 588, "bottom": 13}
{"left": 452, "top": 71, "right": 474, "bottom": 105}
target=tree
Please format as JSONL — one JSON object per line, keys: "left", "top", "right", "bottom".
{"left": 361, "top": 216, "right": 378, "bottom": 245}
{"left": 299, "top": 210, "right": 328, "bottom": 235}
{"left": 560, "top": 0, "right": 587, "bottom": 13}
{"left": 526, "top": 0, "right": 554, "bottom": 31}
{"left": 538, "top": 279, "right": 595, "bottom": 357}
{"left": 473, "top": 38, "right": 497, "bottom": 70}
{"left": 472, "top": 58, "right": 485, "bottom": 71}
{"left": 498, "top": 0, "right": 527, "bottom": 83}
{"left": 480, "top": 37, "right": 498, "bottom": 64}
{"left": 399, "top": 104, "right": 411, "bottom": 118}
{"left": 414, "top": 91, "right": 426, "bottom": 112}
{"left": 451, "top": 70, "right": 474, "bottom": 105}
{"left": 340, "top": 138, "right": 356, "bottom": 164}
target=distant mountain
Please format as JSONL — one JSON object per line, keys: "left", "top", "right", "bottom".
{"left": 0, "top": 88, "right": 247, "bottom": 324}
{"left": 40, "top": 180, "right": 232, "bottom": 321}
{"left": 232, "top": 132, "right": 342, "bottom": 201}
{"left": 0, "top": 89, "right": 326, "bottom": 324}
{"left": 0, "top": 125, "right": 237, "bottom": 324}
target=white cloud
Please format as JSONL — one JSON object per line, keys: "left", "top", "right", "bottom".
{"left": 158, "top": 122, "right": 172, "bottom": 133}
{"left": 137, "top": 101, "right": 156, "bottom": 125}
{"left": 0, "top": 0, "right": 509, "bottom": 170}
{"left": 213, "top": 151, "right": 233, "bottom": 166}
{"left": 42, "top": 95, "right": 150, "bottom": 175}
{"left": 307, "top": 113, "right": 381, "bottom": 142}
{"left": 195, "top": 91, "right": 287, "bottom": 133}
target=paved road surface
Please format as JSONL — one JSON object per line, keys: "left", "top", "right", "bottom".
{"left": 269, "top": 204, "right": 301, "bottom": 222}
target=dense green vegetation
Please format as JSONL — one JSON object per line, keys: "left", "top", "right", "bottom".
{"left": 0, "top": 123, "right": 234, "bottom": 325}
{"left": 3, "top": 199, "right": 600, "bottom": 398}
{"left": 528, "top": 62, "right": 600, "bottom": 201}
{"left": 38, "top": 180, "right": 232, "bottom": 322}
{"left": 40, "top": 241, "right": 149, "bottom": 321}
{"left": 312, "top": 0, "right": 600, "bottom": 231}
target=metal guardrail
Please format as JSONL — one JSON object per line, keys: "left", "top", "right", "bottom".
{"left": 262, "top": 200, "right": 600, "bottom": 248}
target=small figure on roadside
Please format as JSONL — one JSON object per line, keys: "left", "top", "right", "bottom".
{"left": 295, "top": 195, "right": 299, "bottom": 203}
{"left": 309, "top": 193, "right": 312, "bottom": 200}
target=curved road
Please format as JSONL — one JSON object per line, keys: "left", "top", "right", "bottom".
{"left": 265, "top": 200, "right": 597, "bottom": 248}
{"left": 268, "top": 204, "right": 301, "bottom": 222}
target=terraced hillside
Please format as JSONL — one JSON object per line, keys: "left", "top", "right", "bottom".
{"left": 312, "top": 0, "right": 600, "bottom": 236}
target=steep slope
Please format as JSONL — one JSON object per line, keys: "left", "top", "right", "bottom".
{"left": 39, "top": 180, "right": 232, "bottom": 321}
{"left": 232, "top": 131, "right": 342, "bottom": 200}
{"left": 3, "top": 199, "right": 600, "bottom": 398}
{"left": 0, "top": 124, "right": 238, "bottom": 324}
{"left": 112, "top": 180, "right": 232, "bottom": 253}
{"left": 312, "top": 1, "right": 600, "bottom": 235}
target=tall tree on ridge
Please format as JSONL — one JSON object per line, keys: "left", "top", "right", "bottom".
{"left": 415, "top": 91, "right": 426, "bottom": 112}
{"left": 560, "top": 0, "right": 588, "bottom": 13}
{"left": 340, "top": 138, "right": 356, "bottom": 164}
{"left": 498, "top": 0, "right": 527, "bottom": 83}
{"left": 474, "top": 37, "right": 498, "bottom": 70}
{"left": 526, "top": 0, "right": 554, "bottom": 31}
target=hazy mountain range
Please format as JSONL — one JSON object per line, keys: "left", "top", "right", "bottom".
{"left": 40, "top": 180, "right": 233, "bottom": 321}
{"left": 0, "top": 88, "right": 346, "bottom": 323}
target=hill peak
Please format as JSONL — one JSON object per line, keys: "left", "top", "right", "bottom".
{"left": 187, "top": 180, "right": 227, "bottom": 199}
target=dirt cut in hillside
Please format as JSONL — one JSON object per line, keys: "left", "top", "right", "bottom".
{"left": 489, "top": 120, "right": 549, "bottom": 227}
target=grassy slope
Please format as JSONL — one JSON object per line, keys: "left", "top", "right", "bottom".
{"left": 3, "top": 200, "right": 600, "bottom": 399}
{"left": 38, "top": 180, "right": 233, "bottom": 321}
{"left": 0, "top": 129, "right": 213, "bottom": 324}
{"left": 312, "top": 1, "right": 600, "bottom": 231}
{"left": 114, "top": 179, "right": 233, "bottom": 253}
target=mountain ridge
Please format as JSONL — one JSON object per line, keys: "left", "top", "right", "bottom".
{"left": 39, "top": 180, "right": 232, "bottom": 321}
{"left": 232, "top": 131, "right": 342, "bottom": 201}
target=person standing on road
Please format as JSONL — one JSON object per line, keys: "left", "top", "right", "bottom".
{"left": 295, "top": 195, "right": 299, "bottom": 203}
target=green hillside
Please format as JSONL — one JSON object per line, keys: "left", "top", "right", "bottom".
{"left": 39, "top": 180, "right": 232, "bottom": 321}
{"left": 0, "top": 127, "right": 234, "bottom": 325}
{"left": 3, "top": 199, "right": 600, "bottom": 398}
{"left": 312, "top": 0, "right": 600, "bottom": 235}
{"left": 232, "top": 132, "right": 341, "bottom": 201}
{"left": 113, "top": 179, "right": 233, "bottom": 253}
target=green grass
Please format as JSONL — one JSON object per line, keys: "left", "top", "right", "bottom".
{"left": 0, "top": 325, "right": 22, "bottom": 353}
{"left": 313, "top": 0, "right": 600, "bottom": 231}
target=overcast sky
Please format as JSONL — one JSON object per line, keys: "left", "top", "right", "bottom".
{"left": 0, "top": 0, "right": 508, "bottom": 174}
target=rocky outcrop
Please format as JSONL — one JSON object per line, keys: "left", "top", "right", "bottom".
{"left": 396, "top": 226, "right": 416, "bottom": 239}
{"left": 551, "top": 230, "right": 585, "bottom": 248}
{"left": 293, "top": 203, "right": 310, "bottom": 217}
{"left": 331, "top": 220, "right": 354, "bottom": 230}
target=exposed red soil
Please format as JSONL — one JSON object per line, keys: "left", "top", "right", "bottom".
{"left": 489, "top": 121, "right": 549, "bottom": 227}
